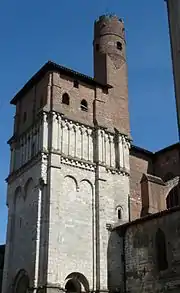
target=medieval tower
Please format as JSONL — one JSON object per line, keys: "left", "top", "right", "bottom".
{"left": 2, "top": 15, "right": 130, "bottom": 293}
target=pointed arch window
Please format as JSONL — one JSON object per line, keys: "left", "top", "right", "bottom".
{"left": 14, "top": 270, "right": 29, "bottom": 293}
{"left": 81, "top": 99, "right": 88, "bottom": 112}
{"left": 155, "top": 228, "right": 168, "bottom": 271}
{"left": 62, "top": 93, "right": 70, "bottom": 105}
{"left": 166, "top": 185, "right": 179, "bottom": 209}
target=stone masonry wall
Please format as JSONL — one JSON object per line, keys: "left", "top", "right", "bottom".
{"left": 46, "top": 110, "right": 130, "bottom": 291}
{"left": 2, "top": 162, "right": 43, "bottom": 293}
{"left": 124, "top": 209, "right": 180, "bottom": 293}
{"left": 47, "top": 163, "right": 95, "bottom": 288}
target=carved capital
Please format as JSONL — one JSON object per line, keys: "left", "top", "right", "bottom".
{"left": 42, "top": 111, "right": 48, "bottom": 123}
{"left": 61, "top": 120, "right": 66, "bottom": 129}
{"left": 106, "top": 223, "right": 113, "bottom": 231}
{"left": 39, "top": 177, "right": 46, "bottom": 189}
{"left": 108, "top": 134, "right": 114, "bottom": 143}
{"left": 87, "top": 127, "right": 92, "bottom": 136}
{"left": 121, "top": 135, "right": 126, "bottom": 144}
{"left": 79, "top": 125, "right": 86, "bottom": 135}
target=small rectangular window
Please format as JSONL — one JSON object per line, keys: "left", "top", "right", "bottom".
{"left": 96, "top": 44, "right": 100, "bottom": 52}
{"left": 117, "top": 41, "right": 122, "bottom": 50}
{"left": 74, "top": 80, "right": 79, "bottom": 88}
{"left": 102, "top": 88, "right": 108, "bottom": 94}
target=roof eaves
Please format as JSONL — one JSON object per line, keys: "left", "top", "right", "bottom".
{"left": 131, "top": 144, "right": 153, "bottom": 156}
{"left": 10, "top": 61, "right": 112, "bottom": 105}
{"left": 154, "top": 142, "right": 180, "bottom": 156}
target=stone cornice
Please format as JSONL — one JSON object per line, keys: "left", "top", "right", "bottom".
{"left": 8, "top": 110, "right": 132, "bottom": 145}
{"left": 105, "top": 165, "right": 130, "bottom": 176}
{"left": 60, "top": 154, "right": 95, "bottom": 172}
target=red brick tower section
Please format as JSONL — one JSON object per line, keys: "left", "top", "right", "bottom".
{"left": 93, "top": 15, "right": 130, "bottom": 136}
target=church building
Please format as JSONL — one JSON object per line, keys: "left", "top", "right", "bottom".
{"left": 1, "top": 1, "right": 180, "bottom": 292}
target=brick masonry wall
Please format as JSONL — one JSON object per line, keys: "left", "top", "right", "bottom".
{"left": 52, "top": 72, "right": 96, "bottom": 127}
{"left": 129, "top": 148, "right": 153, "bottom": 220}
{"left": 14, "top": 73, "right": 49, "bottom": 136}
{"left": 94, "top": 15, "right": 130, "bottom": 135}
{"left": 154, "top": 148, "right": 180, "bottom": 180}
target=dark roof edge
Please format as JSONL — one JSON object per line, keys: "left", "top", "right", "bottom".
{"left": 114, "top": 205, "right": 180, "bottom": 233}
{"left": 130, "top": 145, "right": 153, "bottom": 156}
{"left": 154, "top": 142, "right": 180, "bottom": 156}
{"left": 131, "top": 142, "right": 180, "bottom": 157}
{"left": 10, "top": 61, "right": 112, "bottom": 105}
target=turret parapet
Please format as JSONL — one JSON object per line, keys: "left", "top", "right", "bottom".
{"left": 96, "top": 14, "right": 124, "bottom": 23}
{"left": 94, "top": 14, "right": 125, "bottom": 40}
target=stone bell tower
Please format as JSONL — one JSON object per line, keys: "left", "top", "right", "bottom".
{"left": 2, "top": 14, "right": 131, "bottom": 293}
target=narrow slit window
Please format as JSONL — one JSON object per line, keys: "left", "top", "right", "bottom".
{"left": 31, "top": 142, "right": 35, "bottom": 157}
{"left": 62, "top": 93, "right": 70, "bottom": 105}
{"left": 40, "top": 96, "right": 44, "bottom": 108}
{"left": 118, "top": 208, "right": 122, "bottom": 220}
{"left": 81, "top": 99, "right": 88, "bottom": 112}
{"left": 23, "top": 112, "right": 27, "bottom": 123}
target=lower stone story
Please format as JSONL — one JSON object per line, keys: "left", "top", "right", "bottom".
{"left": 2, "top": 208, "right": 180, "bottom": 293}
{"left": 114, "top": 206, "right": 180, "bottom": 293}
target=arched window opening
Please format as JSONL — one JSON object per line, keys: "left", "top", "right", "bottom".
{"left": 14, "top": 270, "right": 29, "bottom": 293}
{"left": 65, "top": 272, "right": 89, "bottom": 293}
{"left": 65, "top": 279, "right": 81, "bottom": 293}
{"left": 155, "top": 228, "right": 168, "bottom": 271}
{"left": 117, "top": 41, "right": 122, "bottom": 50}
{"left": 62, "top": 93, "right": 70, "bottom": 105}
{"left": 81, "top": 99, "right": 88, "bottom": 112}
{"left": 163, "top": 172, "right": 174, "bottom": 182}
{"left": 166, "top": 185, "right": 179, "bottom": 209}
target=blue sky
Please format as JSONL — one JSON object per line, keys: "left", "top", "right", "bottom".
{"left": 0, "top": 0, "right": 178, "bottom": 243}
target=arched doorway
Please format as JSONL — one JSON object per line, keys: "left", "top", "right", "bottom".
{"left": 65, "top": 279, "right": 81, "bottom": 293}
{"left": 65, "top": 272, "right": 89, "bottom": 293}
